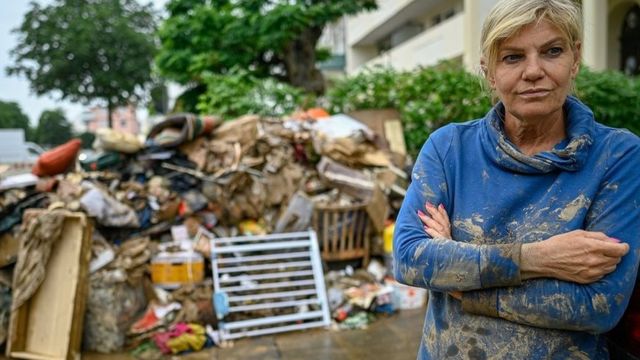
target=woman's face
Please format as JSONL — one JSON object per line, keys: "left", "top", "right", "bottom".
{"left": 488, "top": 19, "right": 581, "bottom": 123}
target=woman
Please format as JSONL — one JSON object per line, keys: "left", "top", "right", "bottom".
{"left": 393, "top": 0, "right": 640, "bottom": 358}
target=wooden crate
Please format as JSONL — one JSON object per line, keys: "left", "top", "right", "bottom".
{"left": 7, "top": 211, "right": 92, "bottom": 360}
{"left": 311, "top": 203, "right": 371, "bottom": 266}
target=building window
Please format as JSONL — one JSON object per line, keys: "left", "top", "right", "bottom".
{"left": 621, "top": 5, "right": 640, "bottom": 76}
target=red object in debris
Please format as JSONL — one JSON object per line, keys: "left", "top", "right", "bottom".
{"left": 32, "top": 139, "right": 82, "bottom": 177}
{"left": 305, "top": 108, "right": 329, "bottom": 119}
{"left": 130, "top": 306, "right": 160, "bottom": 334}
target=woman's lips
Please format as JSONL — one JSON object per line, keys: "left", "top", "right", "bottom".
{"left": 519, "top": 89, "right": 550, "bottom": 99}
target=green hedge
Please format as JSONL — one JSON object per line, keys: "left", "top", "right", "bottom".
{"left": 327, "top": 62, "right": 640, "bottom": 158}
{"left": 575, "top": 67, "right": 640, "bottom": 135}
{"left": 327, "top": 61, "right": 490, "bottom": 158}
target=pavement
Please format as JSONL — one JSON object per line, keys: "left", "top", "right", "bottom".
{"left": 81, "top": 307, "right": 425, "bottom": 360}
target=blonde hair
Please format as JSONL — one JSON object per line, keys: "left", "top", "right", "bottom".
{"left": 481, "top": 0, "right": 583, "bottom": 76}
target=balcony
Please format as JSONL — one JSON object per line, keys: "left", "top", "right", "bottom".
{"left": 347, "top": 0, "right": 448, "bottom": 47}
{"left": 357, "top": 12, "right": 464, "bottom": 72}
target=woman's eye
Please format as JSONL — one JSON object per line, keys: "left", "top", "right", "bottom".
{"left": 547, "top": 47, "right": 563, "bottom": 56}
{"left": 502, "top": 54, "right": 522, "bottom": 63}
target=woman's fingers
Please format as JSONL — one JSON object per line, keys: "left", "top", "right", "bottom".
{"left": 425, "top": 202, "right": 450, "bottom": 227}
{"left": 600, "top": 242, "right": 630, "bottom": 257}
{"left": 418, "top": 210, "right": 448, "bottom": 238}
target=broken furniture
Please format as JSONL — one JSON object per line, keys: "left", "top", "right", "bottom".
{"left": 7, "top": 211, "right": 92, "bottom": 360}
{"left": 210, "top": 230, "right": 330, "bottom": 341}
{"left": 312, "top": 202, "right": 371, "bottom": 266}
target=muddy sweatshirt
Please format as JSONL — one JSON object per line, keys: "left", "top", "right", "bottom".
{"left": 394, "top": 96, "right": 640, "bottom": 359}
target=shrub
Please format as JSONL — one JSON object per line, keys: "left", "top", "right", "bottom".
{"left": 574, "top": 67, "right": 640, "bottom": 135}
{"left": 197, "top": 68, "right": 311, "bottom": 120}
{"left": 327, "top": 61, "right": 490, "bottom": 157}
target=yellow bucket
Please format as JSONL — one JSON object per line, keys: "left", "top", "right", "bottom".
{"left": 151, "top": 251, "right": 204, "bottom": 289}
{"left": 383, "top": 222, "right": 395, "bottom": 254}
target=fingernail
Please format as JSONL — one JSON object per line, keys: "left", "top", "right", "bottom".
{"left": 423, "top": 225, "right": 429, "bottom": 232}
{"left": 426, "top": 202, "right": 434, "bottom": 208}
{"left": 439, "top": 204, "right": 445, "bottom": 211}
{"left": 610, "top": 238, "right": 621, "bottom": 243}
{"left": 417, "top": 210, "right": 426, "bottom": 217}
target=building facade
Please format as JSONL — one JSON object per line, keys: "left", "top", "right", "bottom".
{"left": 345, "top": 0, "right": 640, "bottom": 76}
{"left": 82, "top": 105, "right": 140, "bottom": 135}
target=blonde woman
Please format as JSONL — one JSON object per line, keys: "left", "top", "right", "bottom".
{"left": 393, "top": 0, "right": 640, "bottom": 358}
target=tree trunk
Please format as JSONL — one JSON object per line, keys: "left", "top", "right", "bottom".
{"left": 281, "top": 25, "right": 325, "bottom": 95}
{"left": 107, "top": 99, "right": 113, "bottom": 128}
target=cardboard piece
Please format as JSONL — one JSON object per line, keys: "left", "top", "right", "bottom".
{"left": 7, "top": 211, "right": 92, "bottom": 360}
{"left": 383, "top": 120, "right": 407, "bottom": 156}
{"left": 366, "top": 184, "right": 389, "bottom": 233}
{"left": 316, "top": 157, "right": 375, "bottom": 201}
{"left": 348, "top": 109, "right": 407, "bottom": 167}
{"left": 0, "top": 232, "right": 19, "bottom": 268}
{"left": 274, "top": 191, "right": 314, "bottom": 233}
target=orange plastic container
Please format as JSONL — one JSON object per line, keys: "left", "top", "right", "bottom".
{"left": 150, "top": 251, "right": 204, "bottom": 289}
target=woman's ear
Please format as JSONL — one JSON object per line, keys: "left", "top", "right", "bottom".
{"left": 480, "top": 58, "right": 495, "bottom": 89}
{"left": 571, "top": 41, "right": 582, "bottom": 78}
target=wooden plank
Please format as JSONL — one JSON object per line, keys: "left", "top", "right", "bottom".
{"left": 347, "top": 210, "right": 356, "bottom": 251}
{"left": 331, "top": 211, "right": 339, "bottom": 253}
{"left": 322, "top": 210, "right": 329, "bottom": 257}
{"left": 384, "top": 119, "right": 407, "bottom": 155}
{"left": 8, "top": 212, "right": 91, "bottom": 360}
{"left": 7, "top": 352, "right": 61, "bottom": 360}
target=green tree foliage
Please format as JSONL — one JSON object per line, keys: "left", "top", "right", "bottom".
{"left": 78, "top": 131, "right": 96, "bottom": 149}
{"left": 7, "top": 0, "right": 157, "bottom": 127}
{"left": 156, "top": 0, "right": 376, "bottom": 97}
{"left": 575, "top": 67, "right": 640, "bottom": 135}
{"left": 34, "top": 109, "right": 73, "bottom": 147}
{"left": 0, "top": 100, "right": 34, "bottom": 140}
{"left": 197, "top": 68, "right": 308, "bottom": 120}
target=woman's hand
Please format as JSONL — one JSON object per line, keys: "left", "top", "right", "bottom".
{"left": 417, "top": 202, "right": 461, "bottom": 300}
{"left": 417, "top": 202, "right": 452, "bottom": 239}
{"left": 521, "top": 230, "right": 629, "bottom": 284}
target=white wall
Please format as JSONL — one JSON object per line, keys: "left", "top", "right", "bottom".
{"left": 355, "top": 13, "right": 464, "bottom": 72}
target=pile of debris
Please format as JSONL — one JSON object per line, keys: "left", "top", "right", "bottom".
{"left": 0, "top": 108, "right": 410, "bottom": 357}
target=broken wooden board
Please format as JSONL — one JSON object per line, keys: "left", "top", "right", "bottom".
{"left": 7, "top": 211, "right": 92, "bottom": 360}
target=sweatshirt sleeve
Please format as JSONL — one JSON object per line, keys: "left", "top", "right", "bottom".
{"left": 461, "top": 134, "right": 640, "bottom": 333}
{"left": 393, "top": 129, "right": 522, "bottom": 292}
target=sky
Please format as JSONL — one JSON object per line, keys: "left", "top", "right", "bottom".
{"left": 0, "top": 1, "right": 86, "bottom": 129}
{"left": 0, "top": 1, "right": 169, "bottom": 132}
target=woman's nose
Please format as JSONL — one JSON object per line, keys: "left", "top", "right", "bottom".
{"left": 522, "top": 56, "right": 545, "bottom": 81}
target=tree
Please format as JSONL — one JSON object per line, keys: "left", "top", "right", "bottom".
{"left": 156, "top": 0, "right": 376, "bottom": 96}
{"left": 7, "top": 0, "right": 157, "bottom": 128}
{"left": 35, "top": 109, "right": 73, "bottom": 147}
{"left": 78, "top": 131, "right": 96, "bottom": 149}
{"left": 0, "top": 100, "right": 34, "bottom": 140}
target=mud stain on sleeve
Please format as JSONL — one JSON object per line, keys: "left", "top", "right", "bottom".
{"left": 413, "top": 241, "right": 429, "bottom": 262}
{"left": 604, "top": 182, "right": 619, "bottom": 192}
{"left": 567, "top": 346, "right": 591, "bottom": 360}
{"left": 453, "top": 217, "right": 485, "bottom": 242}
{"left": 482, "top": 170, "right": 489, "bottom": 183}
{"left": 558, "top": 195, "right": 591, "bottom": 222}
{"left": 591, "top": 294, "right": 610, "bottom": 315}
{"left": 402, "top": 266, "right": 418, "bottom": 284}
{"left": 542, "top": 293, "right": 574, "bottom": 316}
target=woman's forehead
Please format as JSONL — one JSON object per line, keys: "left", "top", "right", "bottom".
{"left": 499, "top": 20, "right": 567, "bottom": 50}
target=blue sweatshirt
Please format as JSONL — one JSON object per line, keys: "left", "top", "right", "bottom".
{"left": 394, "top": 97, "right": 640, "bottom": 359}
